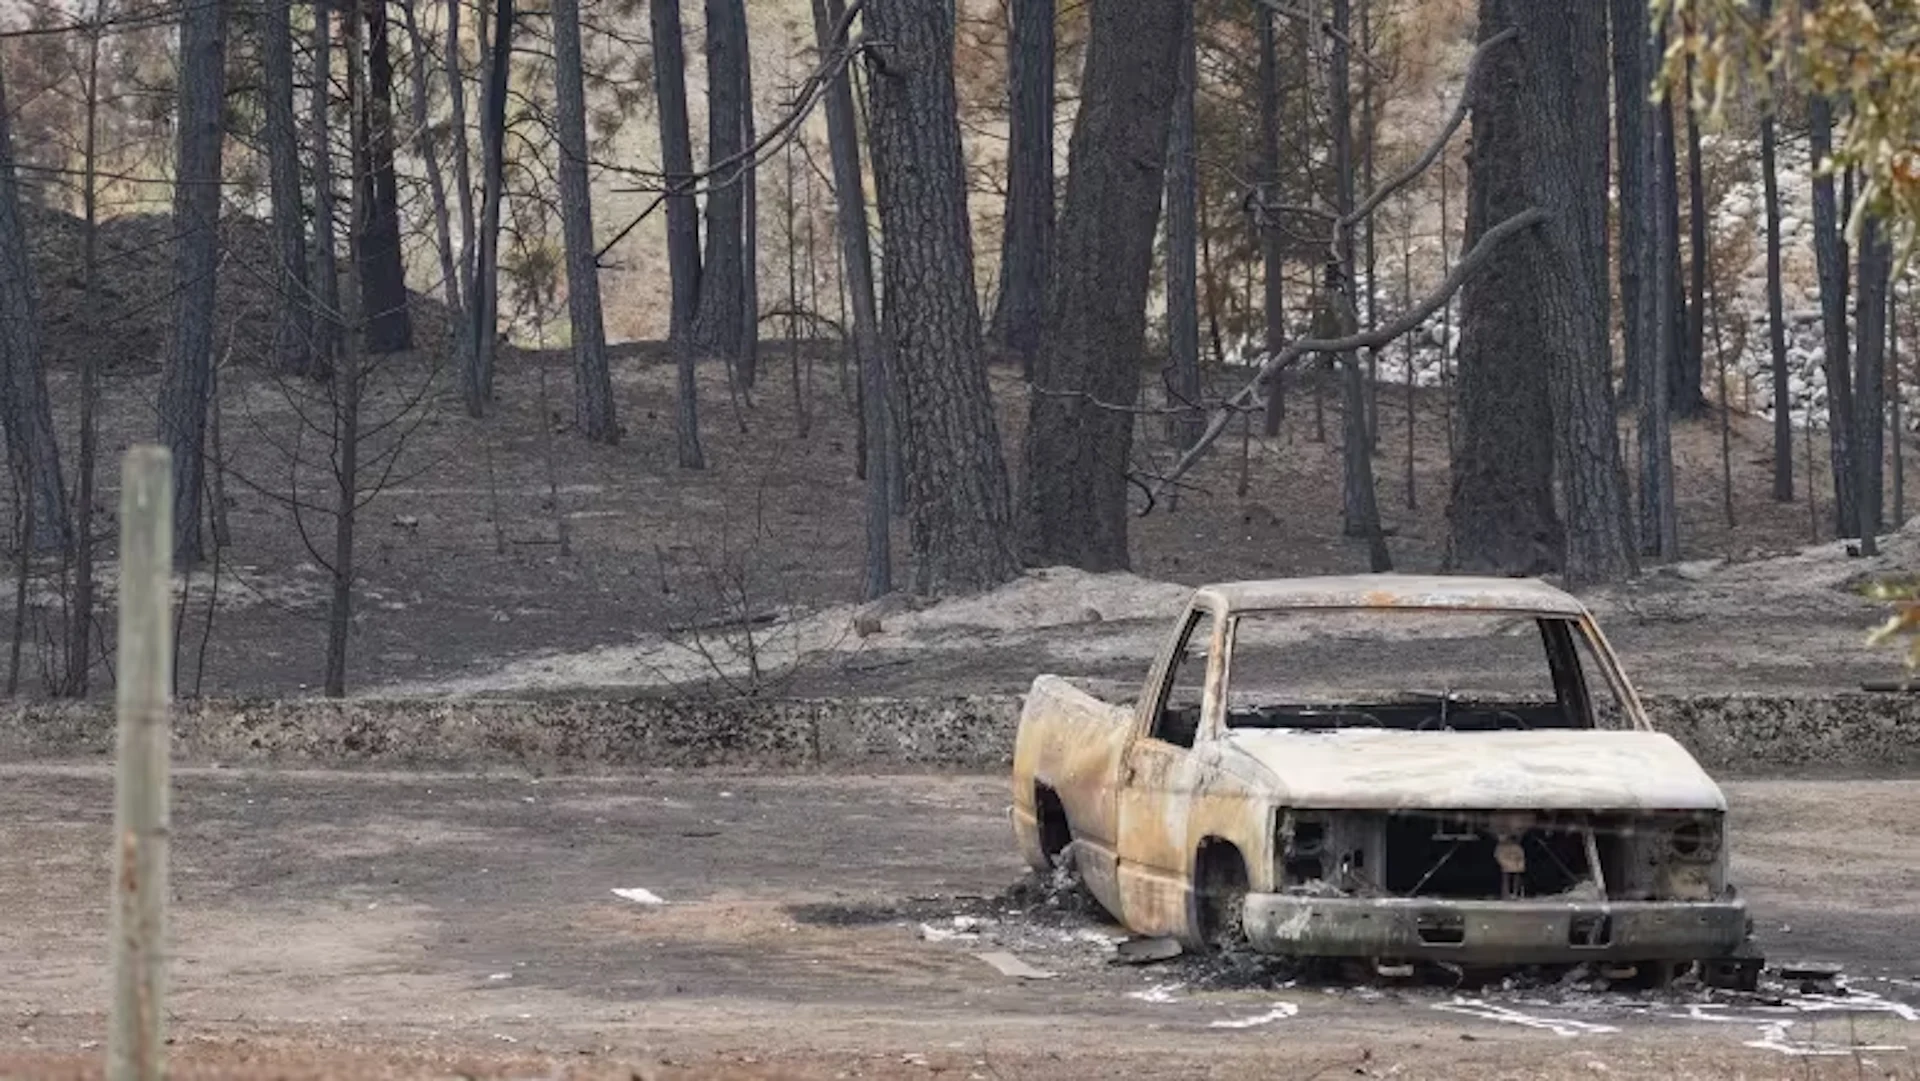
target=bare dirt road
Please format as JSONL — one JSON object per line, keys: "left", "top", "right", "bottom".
{"left": 5, "top": 764, "right": 1920, "bottom": 1079}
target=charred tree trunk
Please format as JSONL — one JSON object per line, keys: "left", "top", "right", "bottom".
{"left": 356, "top": 0, "right": 411, "bottom": 353}
{"left": 443, "top": 0, "right": 476, "bottom": 365}
{"left": 62, "top": 19, "right": 106, "bottom": 694}
{"left": 1856, "top": 217, "right": 1891, "bottom": 552}
{"left": 1019, "top": 0, "right": 1183, "bottom": 571}
{"left": 326, "top": 13, "right": 370, "bottom": 699}
{"left": 1165, "top": 2, "right": 1203, "bottom": 453}
{"left": 398, "top": 0, "right": 464, "bottom": 340}
{"left": 156, "top": 0, "right": 228, "bottom": 565}
{"left": 1641, "top": 23, "right": 1680, "bottom": 559}
{"left": 1684, "top": 57, "right": 1709, "bottom": 420}
{"left": 1810, "top": 93, "right": 1857, "bottom": 536}
{"left": 1446, "top": 12, "right": 1561, "bottom": 575}
{"left": 1328, "top": 0, "right": 1385, "bottom": 565}
{"left": 0, "top": 56, "right": 67, "bottom": 553}
{"left": 693, "top": 0, "right": 750, "bottom": 376}
{"left": 551, "top": 0, "right": 616, "bottom": 442}
{"left": 311, "top": 0, "right": 342, "bottom": 370}
{"left": 864, "top": 0, "right": 1020, "bottom": 592}
{"left": 989, "top": 0, "right": 1053, "bottom": 377}
{"left": 652, "top": 0, "right": 705, "bottom": 467}
{"left": 1359, "top": 0, "right": 1377, "bottom": 447}
{"left": 1658, "top": 97, "right": 1697, "bottom": 417}
{"left": 1759, "top": 0, "right": 1792, "bottom": 501}
{"left": 739, "top": 50, "right": 760, "bottom": 390}
{"left": 814, "top": 0, "right": 889, "bottom": 597}
{"left": 263, "top": 0, "right": 313, "bottom": 377}
{"left": 467, "top": 0, "right": 512, "bottom": 415}
{"left": 1472, "top": 0, "right": 1632, "bottom": 582}
{"left": 1609, "top": 0, "right": 1650, "bottom": 406}
{"left": 1258, "top": 6, "right": 1287, "bottom": 436}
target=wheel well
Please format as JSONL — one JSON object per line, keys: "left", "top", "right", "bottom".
{"left": 1193, "top": 836, "right": 1249, "bottom": 947}
{"left": 1034, "top": 784, "right": 1072, "bottom": 862}
{"left": 1195, "top": 836, "right": 1249, "bottom": 892}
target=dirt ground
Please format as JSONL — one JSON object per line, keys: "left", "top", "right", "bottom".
{"left": 5, "top": 764, "right": 1920, "bottom": 1079}
{"left": 4, "top": 346, "right": 1915, "bottom": 700}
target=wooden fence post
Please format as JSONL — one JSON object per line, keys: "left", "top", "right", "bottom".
{"left": 108, "top": 445, "right": 172, "bottom": 1081}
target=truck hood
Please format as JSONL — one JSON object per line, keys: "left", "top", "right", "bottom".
{"left": 1225, "top": 728, "right": 1726, "bottom": 812}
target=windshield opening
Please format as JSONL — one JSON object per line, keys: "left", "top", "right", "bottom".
{"left": 1222, "top": 608, "right": 1632, "bottom": 732}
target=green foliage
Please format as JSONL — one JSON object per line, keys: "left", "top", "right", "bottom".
{"left": 1658, "top": 0, "right": 1920, "bottom": 253}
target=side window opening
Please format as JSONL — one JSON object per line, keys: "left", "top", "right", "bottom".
{"left": 1149, "top": 612, "right": 1207, "bottom": 749}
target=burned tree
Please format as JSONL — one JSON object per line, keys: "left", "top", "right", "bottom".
{"left": 263, "top": 0, "right": 313, "bottom": 377}
{"left": 864, "top": 0, "right": 1020, "bottom": 592}
{"left": 1757, "top": 0, "right": 1791, "bottom": 501}
{"left": 1810, "top": 93, "right": 1856, "bottom": 537}
{"left": 156, "top": 0, "right": 228, "bottom": 564}
{"left": 0, "top": 53, "right": 66, "bottom": 553}
{"left": 467, "top": 0, "right": 513, "bottom": 414}
{"left": 552, "top": 0, "right": 617, "bottom": 442}
{"left": 652, "top": 0, "right": 705, "bottom": 467}
{"left": 1020, "top": 0, "right": 1184, "bottom": 571}
{"left": 353, "top": 0, "right": 412, "bottom": 354}
{"left": 693, "top": 0, "right": 752, "bottom": 380}
{"left": 1446, "top": 17, "right": 1561, "bottom": 575}
{"left": 813, "top": 0, "right": 890, "bottom": 597}
{"left": 988, "top": 0, "right": 1053, "bottom": 375}
{"left": 1453, "top": 0, "right": 1633, "bottom": 583}
{"left": 1165, "top": 1, "right": 1203, "bottom": 453}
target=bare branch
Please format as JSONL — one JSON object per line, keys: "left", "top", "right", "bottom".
{"left": 1344, "top": 27, "right": 1515, "bottom": 229}
{"left": 1144, "top": 206, "right": 1548, "bottom": 506}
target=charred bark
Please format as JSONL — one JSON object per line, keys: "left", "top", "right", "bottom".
{"left": 864, "top": 0, "right": 1019, "bottom": 592}
{"left": 1683, "top": 57, "right": 1709, "bottom": 419}
{"left": 263, "top": 0, "right": 313, "bottom": 377}
{"left": 156, "top": 0, "right": 228, "bottom": 565}
{"left": 1609, "top": 0, "right": 1650, "bottom": 406}
{"left": 1446, "top": 9, "right": 1561, "bottom": 575}
{"left": 0, "top": 55, "right": 66, "bottom": 552}
{"left": 1856, "top": 217, "right": 1891, "bottom": 551}
{"left": 1467, "top": 0, "right": 1632, "bottom": 583}
{"left": 467, "top": 0, "right": 513, "bottom": 414}
{"left": 1642, "top": 24, "right": 1679, "bottom": 559}
{"left": 1656, "top": 98, "right": 1695, "bottom": 417}
{"left": 813, "top": 0, "right": 889, "bottom": 596}
{"left": 1759, "top": 0, "right": 1791, "bottom": 501}
{"left": 1810, "top": 93, "right": 1857, "bottom": 536}
{"left": 311, "top": 0, "right": 342, "bottom": 371}
{"left": 1258, "top": 6, "right": 1286, "bottom": 436}
{"left": 692, "top": 0, "right": 750, "bottom": 376}
{"left": 1019, "top": 0, "right": 1183, "bottom": 571}
{"left": 988, "top": 0, "right": 1053, "bottom": 376}
{"left": 355, "top": 0, "right": 412, "bottom": 354}
{"left": 652, "top": 0, "right": 705, "bottom": 467}
{"left": 552, "top": 0, "right": 617, "bottom": 442}
{"left": 1165, "top": 3, "right": 1203, "bottom": 453}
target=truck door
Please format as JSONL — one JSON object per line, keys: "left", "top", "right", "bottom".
{"left": 1115, "top": 607, "right": 1222, "bottom": 938}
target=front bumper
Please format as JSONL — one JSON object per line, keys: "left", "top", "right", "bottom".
{"left": 1241, "top": 893, "right": 1750, "bottom": 964}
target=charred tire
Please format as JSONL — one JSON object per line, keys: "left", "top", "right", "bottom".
{"left": 1192, "top": 839, "right": 1250, "bottom": 951}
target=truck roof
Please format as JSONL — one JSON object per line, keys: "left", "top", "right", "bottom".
{"left": 1194, "top": 574, "right": 1588, "bottom": 617}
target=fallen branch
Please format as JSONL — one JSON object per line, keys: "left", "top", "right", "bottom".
{"left": 1144, "top": 206, "right": 1548, "bottom": 507}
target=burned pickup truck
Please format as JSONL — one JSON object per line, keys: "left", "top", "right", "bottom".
{"left": 1011, "top": 575, "right": 1760, "bottom": 985}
